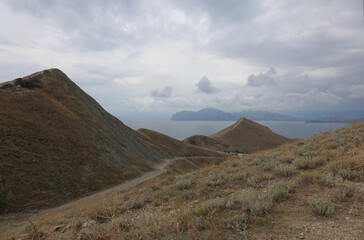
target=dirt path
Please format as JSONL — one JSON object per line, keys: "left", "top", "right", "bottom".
{"left": 0, "top": 156, "right": 222, "bottom": 229}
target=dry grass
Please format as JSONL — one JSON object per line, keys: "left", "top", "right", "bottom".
{"left": 1, "top": 122, "right": 364, "bottom": 240}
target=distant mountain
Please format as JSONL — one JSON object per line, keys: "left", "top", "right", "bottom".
{"left": 0, "top": 69, "right": 224, "bottom": 213}
{"left": 184, "top": 118, "right": 291, "bottom": 153}
{"left": 171, "top": 108, "right": 299, "bottom": 121}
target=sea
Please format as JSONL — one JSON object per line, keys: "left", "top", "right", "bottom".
{"left": 123, "top": 120, "right": 350, "bottom": 140}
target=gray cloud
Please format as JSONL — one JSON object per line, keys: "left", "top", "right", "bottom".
{"left": 0, "top": 0, "right": 363, "bottom": 117}
{"left": 151, "top": 86, "right": 172, "bottom": 98}
{"left": 196, "top": 76, "right": 221, "bottom": 94}
{"left": 248, "top": 67, "right": 277, "bottom": 87}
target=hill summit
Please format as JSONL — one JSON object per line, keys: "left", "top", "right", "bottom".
{"left": 0, "top": 69, "right": 224, "bottom": 213}
{"left": 184, "top": 118, "right": 290, "bottom": 153}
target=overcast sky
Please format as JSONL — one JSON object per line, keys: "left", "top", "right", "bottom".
{"left": 1, "top": 0, "right": 363, "bottom": 119}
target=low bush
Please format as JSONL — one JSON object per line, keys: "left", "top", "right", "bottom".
{"left": 195, "top": 216, "right": 207, "bottom": 231}
{"left": 328, "top": 161, "right": 343, "bottom": 173}
{"left": 175, "top": 179, "right": 192, "bottom": 190}
{"left": 321, "top": 173, "right": 343, "bottom": 188}
{"left": 298, "top": 172, "right": 321, "bottom": 185}
{"left": 247, "top": 175, "right": 263, "bottom": 188}
{"left": 262, "top": 162, "right": 276, "bottom": 172}
{"left": 194, "top": 197, "right": 227, "bottom": 216}
{"left": 293, "top": 157, "right": 325, "bottom": 170}
{"left": 231, "top": 172, "right": 247, "bottom": 181}
{"left": 337, "top": 169, "right": 357, "bottom": 180}
{"left": 224, "top": 214, "right": 249, "bottom": 232}
{"left": 226, "top": 166, "right": 240, "bottom": 173}
{"left": 306, "top": 197, "right": 334, "bottom": 216}
{"left": 335, "top": 184, "right": 356, "bottom": 201}
{"left": 205, "top": 170, "right": 224, "bottom": 187}
{"left": 274, "top": 165, "right": 295, "bottom": 177}
{"left": 267, "top": 181, "right": 289, "bottom": 202}
{"left": 241, "top": 191, "right": 272, "bottom": 215}
{"left": 278, "top": 154, "right": 296, "bottom": 164}
{"left": 252, "top": 153, "right": 265, "bottom": 165}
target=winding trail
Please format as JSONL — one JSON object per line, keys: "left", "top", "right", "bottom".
{"left": 0, "top": 156, "right": 223, "bottom": 229}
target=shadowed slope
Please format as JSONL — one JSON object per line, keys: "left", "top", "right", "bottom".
{"left": 137, "top": 128, "right": 227, "bottom": 158}
{"left": 0, "top": 69, "right": 221, "bottom": 213}
{"left": 0, "top": 69, "right": 167, "bottom": 212}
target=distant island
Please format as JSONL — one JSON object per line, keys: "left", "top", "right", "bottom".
{"left": 305, "top": 118, "right": 364, "bottom": 123}
{"left": 171, "top": 108, "right": 300, "bottom": 121}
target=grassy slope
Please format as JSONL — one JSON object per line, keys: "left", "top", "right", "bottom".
{"left": 0, "top": 69, "right": 223, "bottom": 214}
{"left": 137, "top": 128, "right": 228, "bottom": 158}
{"left": 185, "top": 118, "right": 291, "bottom": 153}
{"left": 183, "top": 135, "right": 231, "bottom": 152}
{"left": 1, "top": 123, "right": 364, "bottom": 240}
{"left": 210, "top": 118, "right": 291, "bottom": 153}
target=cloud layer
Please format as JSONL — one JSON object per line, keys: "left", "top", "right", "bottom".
{"left": 248, "top": 68, "right": 277, "bottom": 87}
{"left": 151, "top": 86, "right": 172, "bottom": 98}
{"left": 0, "top": 0, "right": 363, "bottom": 118}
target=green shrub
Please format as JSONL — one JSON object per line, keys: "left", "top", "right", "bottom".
{"left": 321, "top": 173, "right": 343, "bottom": 188}
{"left": 194, "top": 197, "right": 227, "bottom": 216}
{"left": 267, "top": 181, "right": 289, "bottom": 202}
{"left": 175, "top": 179, "right": 192, "bottom": 190}
{"left": 252, "top": 154, "right": 265, "bottom": 165}
{"left": 293, "top": 157, "right": 324, "bottom": 170}
{"left": 205, "top": 170, "right": 224, "bottom": 187}
{"left": 231, "top": 172, "right": 247, "bottom": 181}
{"left": 270, "top": 152, "right": 280, "bottom": 160}
{"left": 262, "top": 162, "right": 276, "bottom": 172}
{"left": 328, "top": 161, "right": 343, "bottom": 173}
{"left": 306, "top": 197, "right": 334, "bottom": 216}
{"left": 335, "top": 184, "right": 356, "bottom": 201}
{"left": 279, "top": 155, "right": 295, "bottom": 164}
{"left": 293, "top": 158, "right": 310, "bottom": 169}
{"left": 337, "top": 169, "right": 357, "bottom": 180}
{"left": 247, "top": 175, "right": 263, "bottom": 188}
{"left": 274, "top": 165, "right": 295, "bottom": 177}
{"left": 224, "top": 214, "right": 249, "bottom": 232}
{"left": 241, "top": 191, "right": 272, "bottom": 215}
{"left": 195, "top": 216, "right": 207, "bottom": 231}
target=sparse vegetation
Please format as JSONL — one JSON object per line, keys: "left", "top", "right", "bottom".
{"left": 298, "top": 172, "right": 321, "bottom": 185}
{"left": 247, "top": 175, "right": 263, "bottom": 188}
{"left": 321, "top": 173, "right": 343, "bottom": 187}
{"left": 267, "top": 181, "right": 289, "bottom": 201}
{"left": 1, "top": 121, "right": 363, "bottom": 240}
{"left": 306, "top": 197, "right": 334, "bottom": 216}
{"left": 293, "top": 156, "right": 325, "bottom": 170}
{"left": 335, "top": 184, "right": 356, "bottom": 201}
{"left": 205, "top": 170, "right": 224, "bottom": 187}
{"left": 274, "top": 165, "right": 295, "bottom": 177}
{"left": 175, "top": 178, "right": 192, "bottom": 190}
{"left": 337, "top": 169, "right": 357, "bottom": 180}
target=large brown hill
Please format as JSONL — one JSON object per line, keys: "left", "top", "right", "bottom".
{"left": 185, "top": 118, "right": 291, "bottom": 153}
{"left": 0, "top": 69, "right": 224, "bottom": 213}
